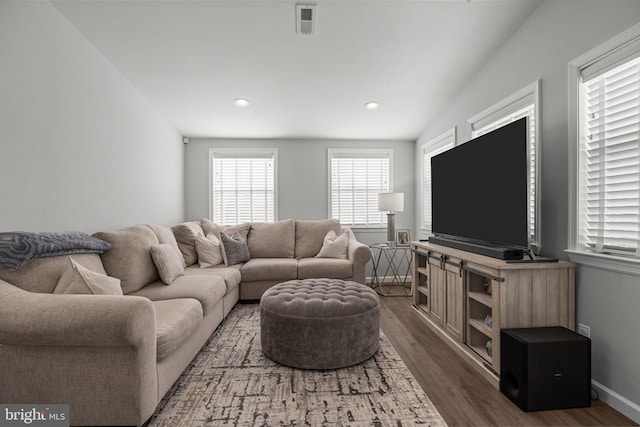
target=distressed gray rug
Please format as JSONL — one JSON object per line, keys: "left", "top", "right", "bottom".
{"left": 146, "top": 303, "right": 447, "bottom": 426}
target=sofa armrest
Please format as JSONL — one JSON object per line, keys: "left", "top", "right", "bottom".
{"left": 0, "top": 279, "right": 155, "bottom": 348}
{"left": 0, "top": 279, "right": 159, "bottom": 426}
{"left": 343, "top": 228, "right": 372, "bottom": 265}
{"left": 342, "top": 228, "right": 372, "bottom": 284}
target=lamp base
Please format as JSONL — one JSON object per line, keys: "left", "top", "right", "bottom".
{"left": 387, "top": 212, "right": 395, "bottom": 243}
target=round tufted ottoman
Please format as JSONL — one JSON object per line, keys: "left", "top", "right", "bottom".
{"left": 260, "top": 278, "right": 380, "bottom": 370}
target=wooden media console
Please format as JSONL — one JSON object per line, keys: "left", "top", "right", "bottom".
{"left": 411, "top": 241, "right": 575, "bottom": 386}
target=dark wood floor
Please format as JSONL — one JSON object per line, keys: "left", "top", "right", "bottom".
{"left": 378, "top": 295, "right": 637, "bottom": 427}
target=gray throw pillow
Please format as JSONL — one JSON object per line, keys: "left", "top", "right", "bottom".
{"left": 220, "top": 232, "right": 250, "bottom": 266}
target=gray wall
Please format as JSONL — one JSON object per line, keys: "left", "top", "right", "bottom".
{"left": 414, "top": 0, "right": 640, "bottom": 420}
{"left": 185, "top": 138, "right": 415, "bottom": 276}
{"left": 0, "top": 2, "right": 184, "bottom": 233}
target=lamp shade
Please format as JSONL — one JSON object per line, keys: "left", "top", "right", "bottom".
{"left": 378, "top": 193, "right": 404, "bottom": 212}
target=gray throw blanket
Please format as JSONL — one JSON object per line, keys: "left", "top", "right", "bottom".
{"left": 0, "top": 231, "right": 111, "bottom": 271}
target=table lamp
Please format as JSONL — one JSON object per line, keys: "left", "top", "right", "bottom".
{"left": 378, "top": 192, "right": 404, "bottom": 243}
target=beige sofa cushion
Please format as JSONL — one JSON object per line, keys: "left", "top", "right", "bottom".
{"left": 171, "top": 221, "right": 205, "bottom": 267}
{"left": 150, "top": 244, "right": 185, "bottom": 285}
{"left": 247, "top": 220, "right": 295, "bottom": 258}
{"left": 184, "top": 265, "right": 241, "bottom": 294}
{"left": 200, "top": 218, "right": 251, "bottom": 240}
{"left": 130, "top": 274, "right": 226, "bottom": 315}
{"left": 54, "top": 257, "right": 123, "bottom": 295}
{"left": 153, "top": 298, "right": 203, "bottom": 361}
{"left": 93, "top": 225, "right": 160, "bottom": 294}
{"left": 294, "top": 219, "right": 342, "bottom": 258}
{"left": 298, "top": 258, "right": 353, "bottom": 279}
{"left": 0, "top": 253, "right": 107, "bottom": 294}
{"left": 145, "top": 224, "right": 185, "bottom": 268}
{"left": 240, "top": 258, "right": 298, "bottom": 282}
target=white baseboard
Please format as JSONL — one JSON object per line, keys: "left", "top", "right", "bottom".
{"left": 592, "top": 380, "right": 640, "bottom": 423}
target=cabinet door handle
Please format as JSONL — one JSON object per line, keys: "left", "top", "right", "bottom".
{"left": 462, "top": 265, "right": 505, "bottom": 282}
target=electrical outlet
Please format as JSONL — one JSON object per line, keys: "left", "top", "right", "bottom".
{"left": 578, "top": 323, "right": 591, "bottom": 338}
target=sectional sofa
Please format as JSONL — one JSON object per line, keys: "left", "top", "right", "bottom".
{"left": 0, "top": 218, "right": 371, "bottom": 426}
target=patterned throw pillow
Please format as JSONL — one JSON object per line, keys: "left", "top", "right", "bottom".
{"left": 220, "top": 232, "right": 250, "bottom": 266}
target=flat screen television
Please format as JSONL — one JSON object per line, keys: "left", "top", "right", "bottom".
{"left": 431, "top": 117, "right": 529, "bottom": 258}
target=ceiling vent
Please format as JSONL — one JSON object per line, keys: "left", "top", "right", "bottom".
{"left": 296, "top": 4, "right": 316, "bottom": 35}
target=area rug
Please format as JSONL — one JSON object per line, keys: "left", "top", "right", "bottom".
{"left": 146, "top": 303, "right": 447, "bottom": 426}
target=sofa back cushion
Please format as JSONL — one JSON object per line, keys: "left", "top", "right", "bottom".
{"left": 146, "top": 224, "right": 185, "bottom": 268}
{"left": 0, "top": 253, "right": 107, "bottom": 294}
{"left": 200, "top": 218, "right": 250, "bottom": 240}
{"left": 247, "top": 219, "right": 295, "bottom": 258}
{"left": 294, "top": 219, "right": 342, "bottom": 258}
{"left": 94, "top": 225, "right": 160, "bottom": 294}
{"left": 171, "top": 221, "right": 204, "bottom": 267}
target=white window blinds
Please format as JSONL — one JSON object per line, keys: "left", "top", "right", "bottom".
{"left": 578, "top": 55, "right": 640, "bottom": 256}
{"left": 329, "top": 149, "right": 391, "bottom": 227}
{"left": 211, "top": 150, "right": 276, "bottom": 224}
{"left": 422, "top": 131, "right": 455, "bottom": 232}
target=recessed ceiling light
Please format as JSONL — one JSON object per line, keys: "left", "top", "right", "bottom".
{"left": 233, "top": 98, "right": 251, "bottom": 108}
{"left": 364, "top": 101, "right": 380, "bottom": 110}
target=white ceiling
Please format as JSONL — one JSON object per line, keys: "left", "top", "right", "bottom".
{"left": 51, "top": 0, "right": 542, "bottom": 141}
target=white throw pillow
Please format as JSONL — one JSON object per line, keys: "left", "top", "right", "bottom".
{"left": 54, "top": 257, "right": 123, "bottom": 295}
{"left": 315, "top": 230, "right": 349, "bottom": 259}
{"left": 196, "top": 232, "right": 224, "bottom": 268}
{"left": 150, "top": 243, "right": 185, "bottom": 284}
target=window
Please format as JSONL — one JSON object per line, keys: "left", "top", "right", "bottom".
{"left": 575, "top": 36, "right": 640, "bottom": 257}
{"left": 468, "top": 81, "right": 540, "bottom": 248}
{"left": 421, "top": 128, "right": 455, "bottom": 234}
{"left": 210, "top": 149, "right": 277, "bottom": 224}
{"left": 328, "top": 149, "right": 392, "bottom": 227}
{"left": 568, "top": 23, "right": 640, "bottom": 274}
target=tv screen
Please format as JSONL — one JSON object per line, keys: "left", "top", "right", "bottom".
{"left": 431, "top": 117, "right": 529, "bottom": 249}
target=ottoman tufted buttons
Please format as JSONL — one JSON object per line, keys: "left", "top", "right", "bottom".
{"left": 260, "top": 278, "right": 380, "bottom": 369}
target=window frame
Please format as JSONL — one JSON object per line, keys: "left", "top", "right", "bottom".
{"left": 209, "top": 148, "right": 278, "bottom": 224}
{"left": 467, "top": 80, "right": 541, "bottom": 251}
{"left": 420, "top": 127, "right": 456, "bottom": 236}
{"left": 327, "top": 148, "right": 393, "bottom": 229}
{"left": 567, "top": 22, "right": 640, "bottom": 276}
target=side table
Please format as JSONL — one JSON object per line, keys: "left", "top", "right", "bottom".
{"left": 369, "top": 243, "right": 412, "bottom": 296}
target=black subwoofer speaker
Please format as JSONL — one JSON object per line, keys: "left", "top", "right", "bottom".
{"left": 500, "top": 326, "right": 591, "bottom": 411}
